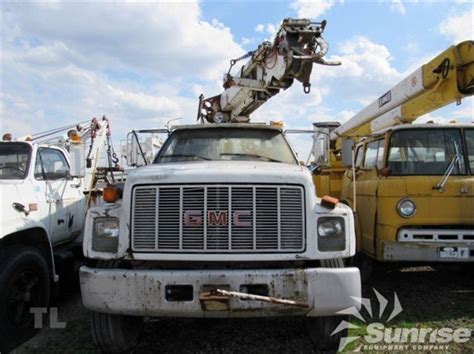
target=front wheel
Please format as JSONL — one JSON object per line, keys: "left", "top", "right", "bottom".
{"left": 306, "top": 315, "right": 348, "bottom": 352}
{"left": 0, "top": 247, "right": 51, "bottom": 352}
{"left": 91, "top": 311, "right": 144, "bottom": 353}
{"left": 306, "top": 258, "right": 348, "bottom": 352}
{"left": 349, "top": 252, "right": 375, "bottom": 283}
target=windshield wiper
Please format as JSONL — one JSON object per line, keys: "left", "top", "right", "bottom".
{"left": 220, "top": 153, "right": 283, "bottom": 163}
{"left": 160, "top": 154, "right": 211, "bottom": 161}
{"left": 434, "top": 140, "right": 462, "bottom": 191}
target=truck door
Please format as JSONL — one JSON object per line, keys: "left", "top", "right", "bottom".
{"left": 354, "top": 139, "right": 385, "bottom": 256}
{"left": 34, "top": 148, "right": 84, "bottom": 245}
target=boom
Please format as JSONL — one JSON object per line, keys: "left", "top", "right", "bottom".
{"left": 331, "top": 41, "right": 474, "bottom": 141}
{"left": 197, "top": 18, "right": 340, "bottom": 124}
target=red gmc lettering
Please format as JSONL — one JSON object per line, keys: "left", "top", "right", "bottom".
{"left": 233, "top": 210, "right": 251, "bottom": 227}
{"left": 184, "top": 210, "right": 202, "bottom": 226}
{"left": 208, "top": 211, "right": 228, "bottom": 226}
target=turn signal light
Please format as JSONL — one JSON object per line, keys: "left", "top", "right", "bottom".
{"left": 321, "top": 195, "right": 338, "bottom": 209}
{"left": 103, "top": 187, "right": 120, "bottom": 203}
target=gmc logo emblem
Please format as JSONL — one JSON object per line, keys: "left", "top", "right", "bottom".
{"left": 184, "top": 210, "right": 251, "bottom": 227}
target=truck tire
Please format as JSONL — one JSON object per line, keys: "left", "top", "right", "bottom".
{"left": 306, "top": 258, "right": 348, "bottom": 352}
{"left": 89, "top": 260, "right": 143, "bottom": 353}
{"left": 306, "top": 315, "right": 348, "bottom": 353}
{"left": 0, "top": 247, "right": 51, "bottom": 352}
{"left": 350, "top": 252, "right": 374, "bottom": 282}
{"left": 90, "top": 311, "right": 144, "bottom": 353}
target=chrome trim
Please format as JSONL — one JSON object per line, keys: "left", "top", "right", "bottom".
{"left": 396, "top": 198, "right": 417, "bottom": 218}
{"left": 397, "top": 228, "right": 474, "bottom": 243}
{"left": 132, "top": 184, "right": 305, "bottom": 253}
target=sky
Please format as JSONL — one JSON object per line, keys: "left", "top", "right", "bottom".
{"left": 1, "top": 0, "right": 473, "bottom": 160}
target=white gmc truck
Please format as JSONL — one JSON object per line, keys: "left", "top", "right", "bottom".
{"left": 0, "top": 141, "right": 85, "bottom": 352}
{"left": 80, "top": 124, "right": 361, "bottom": 352}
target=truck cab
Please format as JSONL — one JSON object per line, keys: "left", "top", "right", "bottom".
{"left": 0, "top": 141, "right": 85, "bottom": 351}
{"left": 340, "top": 124, "right": 474, "bottom": 263}
{"left": 80, "top": 124, "right": 361, "bottom": 352}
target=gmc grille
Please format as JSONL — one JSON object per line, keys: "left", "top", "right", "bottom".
{"left": 132, "top": 185, "right": 305, "bottom": 253}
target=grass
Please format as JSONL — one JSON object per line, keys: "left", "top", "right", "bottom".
{"left": 344, "top": 264, "right": 474, "bottom": 352}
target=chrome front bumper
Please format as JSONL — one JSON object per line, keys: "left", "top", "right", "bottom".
{"left": 383, "top": 240, "right": 474, "bottom": 262}
{"left": 80, "top": 266, "right": 360, "bottom": 318}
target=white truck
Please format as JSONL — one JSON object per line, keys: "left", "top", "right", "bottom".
{"left": 0, "top": 117, "right": 115, "bottom": 351}
{"left": 80, "top": 123, "right": 361, "bottom": 352}
{"left": 0, "top": 140, "right": 85, "bottom": 351}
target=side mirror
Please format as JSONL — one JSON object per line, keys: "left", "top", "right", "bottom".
{"left": 312, "top": 131, "right": 330, "bottom": 167}
{"left": 308, "top": 163, "right": 321, "bottom": 175}
{"left": 341, "top": 138, "right": 355, "bottom": 167}
{"left": 126, "top": 134, "right": 153, "bottom": 167}
{"left": 69, "top": 144, "right": 86, "bottom": 178}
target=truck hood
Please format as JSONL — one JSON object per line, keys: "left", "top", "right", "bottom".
{"left": 126, "top": 161, "right": 311, "bottom": 186}
{"left": 378, "top": 176, "right": 474, "bottom": 197}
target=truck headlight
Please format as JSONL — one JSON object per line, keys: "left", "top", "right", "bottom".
{"left": 397, "top": 198, "right": 416, "bottom": 218}
{"left": 317, "top": 217, "right": 345, "bottom": 251}
{"left": 92, "top": 217, "right": 119, "bottom": 252}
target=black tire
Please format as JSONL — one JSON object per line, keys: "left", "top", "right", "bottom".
{"left": 89, "top": 260, "right": 144, "bottom": 353}
{"left": 90, "top": 311, "right": 144, "bottom": 353}
{"left": 350, "top": 252, "right": 374, "bottom": 283}
{"left": 306, "top": 315, "right": 349, "bottom": 353}
{"left": 306, "top": 258, "right": 348, "bottom": 352}
{"left": 0, "top": 247, "right": 51, "bottom": 352}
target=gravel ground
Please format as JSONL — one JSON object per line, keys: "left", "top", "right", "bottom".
{"left": 12, "top": 264, "right": 474, "bottom": 353}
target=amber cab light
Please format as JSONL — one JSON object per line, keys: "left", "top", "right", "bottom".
{"left": 103, "top": 187, "right": 120, "bottom": 203}
{"left": 321, "top": 195, "right": 339, "bottom": 209}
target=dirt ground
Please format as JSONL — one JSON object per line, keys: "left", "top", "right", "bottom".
{"left": 13, "top": 264, "right": 474, "bottom": 353}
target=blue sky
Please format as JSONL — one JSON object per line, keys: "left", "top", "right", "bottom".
{"left": 1, "top": 0, "right": 473, "bottom": 158}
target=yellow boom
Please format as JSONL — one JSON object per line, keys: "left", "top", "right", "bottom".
{"left": 331, "top": 41, "right": 474, "bottom": 142}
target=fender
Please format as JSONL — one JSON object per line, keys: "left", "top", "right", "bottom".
{"left": 1, "top": 223, "right": 58, "bottom": 282}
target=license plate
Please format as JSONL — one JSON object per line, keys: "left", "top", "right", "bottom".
{"left": 199, "top": 292, "right": 230, "bottom": 311}
{"left": 439, "top": 247, "right": 469, "bottom": 259}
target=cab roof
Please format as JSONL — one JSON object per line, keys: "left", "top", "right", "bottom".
{"left": 370, "top": 122, "right": 473, "bottom": 137}
{"left": 170, "top": 123, "right": 283, "bottom": 132}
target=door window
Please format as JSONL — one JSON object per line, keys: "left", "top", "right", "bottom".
{"left": 354, "top": 145, "right": 364, "bottom": 167}
{"left": 35, "top": 148, "right": 70, "bottom": 180}
{"left": 376, "top": 140, "right": 385, "bottom": 169}
{"left": 363, "top": 140, "right": 385, "bottom": 169}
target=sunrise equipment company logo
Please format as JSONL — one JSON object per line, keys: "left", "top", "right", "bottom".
{"left": 332, "top": 288, "right": 472, "bottom": 352}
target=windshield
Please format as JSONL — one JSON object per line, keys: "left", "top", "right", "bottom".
{"left": 0, "top": 143, "right": 31, "bottom": 180}
{"left": 154, "top": 128, "right": 297, "bottom": 164}
{"left": 387, "top": 129, "right": 466, "bottom": 175}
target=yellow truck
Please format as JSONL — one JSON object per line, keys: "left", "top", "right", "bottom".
{"left": 311, "top": 41, "right": 474, "bottom": 273}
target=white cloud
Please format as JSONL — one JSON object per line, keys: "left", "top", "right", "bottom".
{"left": 255, "top": 24, "right": 265, "bottom": 32}
{"left": 451, "top": 98, "right": 474, "bottom": 122}
{"left": 338, "top": 110, "right": 357, "bottom": 124}
{"left": 1, "top": 1, "right": 246, "bottom": 140}
{"left": 439, "top": 8, "right": 474, "bottom": 43}
{"left": 1, "top": 58, "right": 195, "bottom": 139}
{"left": 240, "top": 37, "right": 257, "bottom": 47}
{"left": 312, "top": 36, "right": 403, "bottom": 105}
{"left": 407, "top": 97, "right": 473, "bottom": 125}
{"left": 3, "top": 1, "right": 244, "bottom": 81}
{"left": 252, "top": 84, "right": 324, "bottom": 127}
{"left": 254, "top": 23, "right": 279, "bottom": 37}
{"left": 389, "top": 0, "right": 406, "bottom": 15}
{"left": 291, "top": 0, "right": 338, "bottom": 19}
